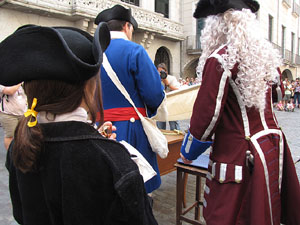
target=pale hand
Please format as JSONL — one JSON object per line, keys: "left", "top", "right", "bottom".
{"left": 180, "top": 153, "right": 193, "bottom": 164}
{"left": 98, "top": 121, "right": 117, "bottom": 140}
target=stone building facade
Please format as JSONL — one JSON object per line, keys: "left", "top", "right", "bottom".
{"left": 0, "top": 0, "right": 184, "bottom": 78}
{"left": 260, "top": 0, "right": 300, "bottom": 80}
{"left": 1, "top": 0, "right": 300, "bottom": 80}
{"left": 181, "top": 0, "right": 300, "bottom": 80}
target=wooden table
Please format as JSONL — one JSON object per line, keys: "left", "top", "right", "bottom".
{"left": 157, "top": 130, "right": 184, "bottom": 176}
{"left": 175, "top": 162, "right": 207, "bottom": 225}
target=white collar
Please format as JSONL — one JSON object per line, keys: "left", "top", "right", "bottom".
{"left": 110, "top": 31, "right": 129, "bottom": 40}
{"left": 37, "top": 107, "right": 90, "bottom": 124}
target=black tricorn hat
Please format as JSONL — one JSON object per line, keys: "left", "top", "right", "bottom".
{"left": 95, "top": 4, "right": 138, "bottom": 30}
{"left": 0, "top": 22, "right": 111, "bottom": 86}
{"left": 193, "top": 0, "right": 260, "bottom": 18}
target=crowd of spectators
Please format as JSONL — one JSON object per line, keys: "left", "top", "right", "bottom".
{"left": 275, "top": 77, "right": 300, "bottom": 111}
{"left": 178, "top": 76, "right": 201, "bottom": 87}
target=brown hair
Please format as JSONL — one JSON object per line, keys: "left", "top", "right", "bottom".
{"left": 107, "top": 20, "right": 127, "bottom": 31}
{"left": 12, "top": 75, "right": 104, "bottom": 173}
{"left": 157, "top": 63, "right": 168, "bottom": 73}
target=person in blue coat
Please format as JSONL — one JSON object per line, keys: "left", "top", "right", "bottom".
{"left": 95, "top": 5, "right": 165, "bottom": 194}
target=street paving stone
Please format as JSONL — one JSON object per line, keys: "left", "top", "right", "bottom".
{"left": 0, "top": 109, "right": 299, "bottom": 225}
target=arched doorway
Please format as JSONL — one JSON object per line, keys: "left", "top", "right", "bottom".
{"left": 282, "top": 69, "right": 293, "bottom": 81}
{"left": 154, "top": 47, "right": 170, "bottom": 72}
{"left": 183, "top": 58, "right": 199, "bottom": 79}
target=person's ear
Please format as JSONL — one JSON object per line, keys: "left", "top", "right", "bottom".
{"left": 123, "top": 22, "right": 129, "bottom": 32}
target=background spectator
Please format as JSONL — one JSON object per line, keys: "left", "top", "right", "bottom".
{"left": 286, "top": 99, "right": 295, "bottom": 112}
{"left": 0, "top": 83, "right": 27, "bottom": 150}
{"left": 294, "top": 78, "right": 300, "bottom": 108}
{"left": 184, "top": 77, "right": 190, "bottom": 85}
{"left": 189, "top": 77, "right": 195, "bottom": 86}
{"left": 276, "top": 100, "right": 284, "bottom": 111}
{"left": 283, "top": 80, "right": 292, "bottom": 110}
{"left": 156, "top": 63, "right": 180, "bottom": 130}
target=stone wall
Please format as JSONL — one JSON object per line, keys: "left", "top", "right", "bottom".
{"left": 0, "top": 8, "right": 74, "bottom": 41}
{"left": 0, "top": 0, "right": 183, "bottom": 79}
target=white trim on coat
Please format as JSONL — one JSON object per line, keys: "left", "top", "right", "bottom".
{"left": 260, "top": 108, "right": 269, "bottom": 130}
{"left": 201, "top": 51, "right": 231, "bottom": 140}
{"left": 250, "top": 128, "right": 284, "bottom": 225}
{"left": 229, "top": 79, "right": 250, "bottom": 137}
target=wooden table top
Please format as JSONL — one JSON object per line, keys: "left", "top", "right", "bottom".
{"left": 161, "top": 129, "right": 184, "bottom": 144}
{"left": 174, "top": 162, "right": 208, "bottom": 175}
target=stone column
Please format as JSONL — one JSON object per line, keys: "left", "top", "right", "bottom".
{"left": 169, "top": 0, "right": 181, "bottom": 22}
{"left": 140, "top": 0, "right": 155, "bottom": 12}
{"left": 75, "top": 18, "right": 90, "bottom": 32}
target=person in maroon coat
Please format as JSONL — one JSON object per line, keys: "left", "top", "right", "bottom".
{"left": 180, "top": 0, "right": 300, "bottom": 224}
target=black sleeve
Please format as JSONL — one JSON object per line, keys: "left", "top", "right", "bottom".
{"left": 111, "top": 170, "right": 157, "bottom": 225}
{"left": 6, "top": 143, "right": 24, "bottom": 224}
{"left": 98, "top": 140, "right": 158, "bottom": 225}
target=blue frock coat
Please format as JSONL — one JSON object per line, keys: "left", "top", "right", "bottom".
{"left": 100, "top": 36, "right": 165, "bottom": 193}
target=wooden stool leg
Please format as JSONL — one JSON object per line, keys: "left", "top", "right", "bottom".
{"left": 176, "top": 169, "right": 184, "bottom": 225}
{"left": 195, "top": 175, "right": 201, "bottom": 220}
{"left": 183, "top": 173, "right": 188, "bottom": 208}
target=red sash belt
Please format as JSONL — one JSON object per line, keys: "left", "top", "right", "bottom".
{"left": 102, "top": 107, "right": 147, "bottom": 121}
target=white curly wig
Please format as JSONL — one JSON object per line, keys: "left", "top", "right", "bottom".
{"left": 196, "top": 9, "right": 282, "bottom": 110}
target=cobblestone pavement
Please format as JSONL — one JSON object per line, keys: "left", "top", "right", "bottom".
{"left": 0, "top": 109, "right": 299, "bottom": 225}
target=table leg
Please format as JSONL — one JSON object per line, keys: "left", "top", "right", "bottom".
{"left": 176, "top": 168, "right": 184, "bottom": 225}
{"left": 183, "top": 173, "right": 188, "bottom": 208}
{"left": 195, "top": 175, "right": 201, "bottom": 220}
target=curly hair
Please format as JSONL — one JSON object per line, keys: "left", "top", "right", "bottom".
{"left": 196, "top": 9, "right": 282, "bottom": 110}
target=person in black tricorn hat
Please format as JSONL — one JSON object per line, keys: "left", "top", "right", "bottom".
{"left": 0, "top": 23, "right": 158, "bottom": 225}
{"left": 95, "top": 5, "right": 165, "bottom": 195}
{"left": 180, "top": 0, "right": 300, "bottom": 224}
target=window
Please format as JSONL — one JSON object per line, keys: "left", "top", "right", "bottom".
{"left": 282, "top": 25, "right": 286, "bottom": 56}
{"left": 121, "top": 0, "right": 139, "bottom": 6}
{"left": 268, "top": 15, "right": 273, "bottom": 42}
{"left": 196, "top": 19, "right": 205, "bottom": 49}
{"left": 291, "top": 32, "right": 295, "bottom": 55}
{"left": 298, "top": 38, "right": 300, "bottom": 54}
{"left": 291, "top": 32, "right": 295, "bottom": 62}
{"left": 155, "top": 0, "right": 169, "bottom": 18}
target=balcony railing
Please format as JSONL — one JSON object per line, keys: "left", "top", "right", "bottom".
{"left": 185, "top": 38, "right": 300, "bottom": 65}
{"left": 1, "top": 0, "right": 184, "bottom": 40}
{"left": 296, "top": 54, "right": 300, "bottom": 65}
{"left": 284, "top": 49, "right": 292, "bottom": 62}
{"left": 271, "top": 43, "right": 281, "bottom": 53}
{"left": 293, "top": 2, "right": 300, "bottom": 16}
{"left": 282, "top": 49, "right": 300, "bottom": 65}
{"left": 265, "top": 42, "right": 300, "bottom": 66}
{"left": 186, "top": 35, "right": 202, "bottom": 54}
{"left": 283, "top": 0, "right": 292, "bottom": 8}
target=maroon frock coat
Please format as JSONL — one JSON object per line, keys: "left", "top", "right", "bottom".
{"left": 190, "top": 46, "right": 300, "bottom": 225}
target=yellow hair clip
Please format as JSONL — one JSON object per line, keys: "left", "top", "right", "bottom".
{"left": 24, "top": 98, "right": 38, "bottom": 127}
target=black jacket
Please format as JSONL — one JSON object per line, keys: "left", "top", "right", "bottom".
{"left": 6, "top": 121, "right": 158, "bottom": 225}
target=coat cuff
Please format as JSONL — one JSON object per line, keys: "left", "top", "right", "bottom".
{"left": 180, "top": 130, "right": 212, "bottom": 160}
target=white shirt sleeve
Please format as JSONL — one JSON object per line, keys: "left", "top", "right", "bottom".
{"left": 167, "top": 75, "right": 180, "bottom": 89}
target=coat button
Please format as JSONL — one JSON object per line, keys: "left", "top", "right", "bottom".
{"left": 130, "top": 117, "right": 135, "bottom": 123}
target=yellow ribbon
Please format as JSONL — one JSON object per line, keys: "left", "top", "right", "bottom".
{"left": 24, "top": 98, "right": 38, "bottom": 127}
